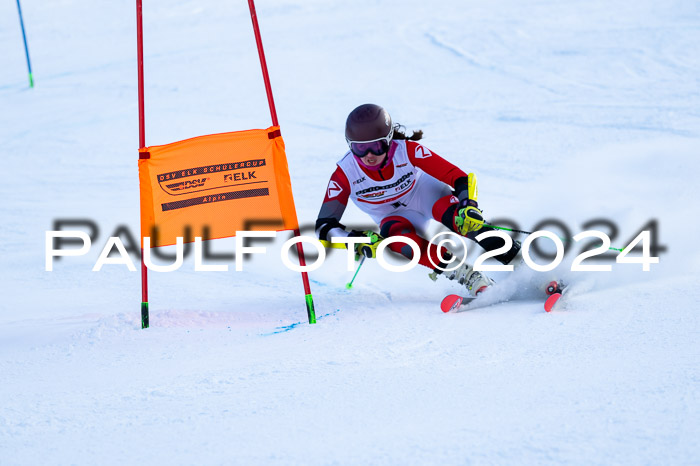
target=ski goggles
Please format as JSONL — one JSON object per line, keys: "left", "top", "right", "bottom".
{"left": 346, "top": 127, "right": 394, "bottom": 158}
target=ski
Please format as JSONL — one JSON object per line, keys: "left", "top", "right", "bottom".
{"left": 441, "top": 280, "right": 569, "bottom": 314}
{"left": 440, "top": 294, "right": 477, "bottom": 313}
{"left": 544, "top": 280, "right": 568, "bottom": 312}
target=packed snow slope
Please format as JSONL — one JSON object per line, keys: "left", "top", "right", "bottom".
{"left": 1, "top": 0, "right": 699, "bottom": 464}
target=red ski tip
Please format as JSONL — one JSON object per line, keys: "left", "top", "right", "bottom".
{"left": 440, "top": 294, "right": 463, "bottom": 313}
{"left": 544, "top": 293, "right": 562, "bottom": 312}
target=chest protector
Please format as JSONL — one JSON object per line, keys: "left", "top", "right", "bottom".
{"left": 337, "top": 140, "right": 422, "bottom": 221}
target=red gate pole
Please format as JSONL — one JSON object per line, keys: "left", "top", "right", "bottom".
{"left": 248, "top": 0, "right": 316, "bottom": 324}
{"left": 137, "top": 0, "right": 149, "bottom": 328}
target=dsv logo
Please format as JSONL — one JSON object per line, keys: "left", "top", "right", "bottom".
{"left": 166, "top": 178, "right": 209, "bottom": 191}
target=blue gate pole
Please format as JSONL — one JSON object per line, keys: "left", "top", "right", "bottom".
{"left": 16, "top": 0, "right": 34, "bottom": 88}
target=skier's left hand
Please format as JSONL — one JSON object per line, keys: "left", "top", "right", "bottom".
{"left": 453, "top": 172, "right": 484, "bottom": 234}
{"left": 454, "top": 200, "right": 484, "bottom": 235}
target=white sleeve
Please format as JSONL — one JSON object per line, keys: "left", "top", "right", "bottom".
{"left": 327, "top": 227, "right": 349, "bottom": 239}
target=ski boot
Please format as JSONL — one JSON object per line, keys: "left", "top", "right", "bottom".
{"left": 545, "top": 280, "right": 565, "bottom": 296}
{"left": 429, "top": 261, "right": 494, "bottom": 297}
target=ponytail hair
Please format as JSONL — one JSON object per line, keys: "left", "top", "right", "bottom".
{"left": 392, "top": 124, "right": 423, "bottom": 141}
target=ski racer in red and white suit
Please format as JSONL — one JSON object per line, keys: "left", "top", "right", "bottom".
{"left": 315, "top": 106, "right": 521, "bottom": 295}
{"left": 317, "top": 139, "right": 463, "bottom": 266}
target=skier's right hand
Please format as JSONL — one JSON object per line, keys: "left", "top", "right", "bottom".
{"left": 349, "top": 230, "right": 384, "bottom": 260}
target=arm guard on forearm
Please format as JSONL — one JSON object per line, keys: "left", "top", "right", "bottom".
{"left": 315, "top": 217, "right": 346, "bottom": 242}
{"left": 454, "top": 172, "right": 478, "bottom": 204}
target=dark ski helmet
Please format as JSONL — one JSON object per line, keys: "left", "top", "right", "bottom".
{"left": 345, "top": 104, "right": 394, "bottom": 156}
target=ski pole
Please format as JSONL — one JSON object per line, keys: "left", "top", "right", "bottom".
{"left": 483, "top": 223, "right": 533, "bottom": 236}
{"left": 16, "top": 0, "right": 33, "bottom": 88}
{"left": 346, "top": 255, "right": 366, "bottom": 289}
{"left": 484, "top": 223, "right": 624, "bottom": 252}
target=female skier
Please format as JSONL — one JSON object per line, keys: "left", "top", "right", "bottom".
{"left": 315, "top": 104, "right": 522, "bottom": 296}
